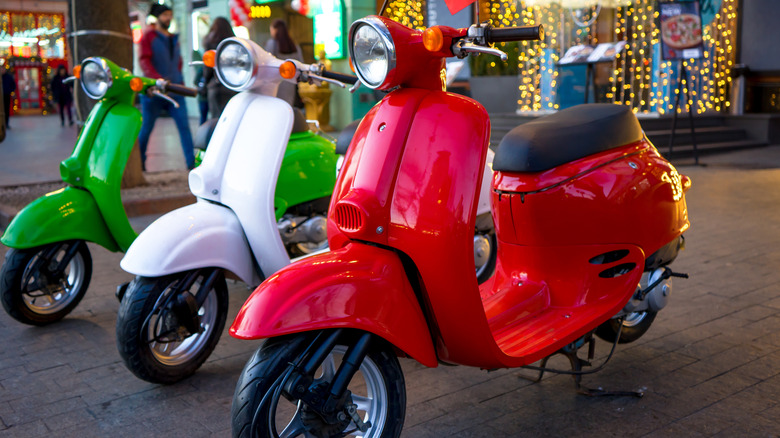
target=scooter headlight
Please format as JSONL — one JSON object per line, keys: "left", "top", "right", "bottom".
{"left": 215, "top": 38, "right": 256, "bottom": 91}
{"left": 80, "top": 58, "right": 112, "bottom": 99}
{"left": 349, "top": 18, "right": 396, "bottom": 89}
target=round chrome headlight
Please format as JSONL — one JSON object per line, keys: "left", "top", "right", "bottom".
{"left": 349, "top": 18, "right": 396, "bottom": 89}
{"left": 215, "top": 39, "right": 255, "bottom": 91}
{"left": 80, "top": 58, "right": 112, "bottom": 99}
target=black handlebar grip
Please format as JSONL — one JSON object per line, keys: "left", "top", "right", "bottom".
{"left": 486, "top": 25, "right": 544, "bottom": 43}
{"left": 322, "top": 70, "right": 359, "bottom": 85}
{"left": 165, "top": 82, "right": 199, "bottom": 97}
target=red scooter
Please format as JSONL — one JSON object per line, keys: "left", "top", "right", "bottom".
{"left": 228, "top": 16, "right": 691, "bottom": 438}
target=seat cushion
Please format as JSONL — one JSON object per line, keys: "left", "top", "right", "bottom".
{"left": 335, "top": 119, "right": 361, "bottom": 155}
{"left": 493, "top": 104, "right": 643, "bottom": 173}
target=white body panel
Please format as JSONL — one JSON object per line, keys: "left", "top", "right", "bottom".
{"left": 124, "top": 93, "right": 294, "bottom": 282}
{"left": 120, "top": 200, "right": 261, "bottom": 285}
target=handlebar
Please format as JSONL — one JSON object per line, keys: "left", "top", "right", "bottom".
{"left": 321, "top": 70, "right": 358, "bottom": 86}
{"left": 164, "top": 82, "right": 199, "bottom": 97}
{"left": 485, "top": 25, "right": 543, "bottom": 43}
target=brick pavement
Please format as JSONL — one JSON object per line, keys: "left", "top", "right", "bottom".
{"left": 2, "top": 147, "right": 780, "bottom": 437}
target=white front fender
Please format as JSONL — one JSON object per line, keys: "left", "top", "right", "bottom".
{"left": 121, "top": 200, "right": 261, "bottom": 285}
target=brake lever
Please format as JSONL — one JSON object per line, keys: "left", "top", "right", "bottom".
{"left": 455, "top": 42, "right": 508, "bottom": 61}
{"left": 63, "top": 76, "right": 77, "bottom": 84}
{"left": 189, "top": 61, "right": 205, "bottom": 66}
{"left": 148, "top": 88, "right": 180, "bottom": 108}
{"left": 307, "top": 72, "right": 347, "bottom": 88}
{"left": 349, "top": 81, "right": 361, "bottom": 93}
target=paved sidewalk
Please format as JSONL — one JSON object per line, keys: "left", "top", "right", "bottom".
{"left": 0, "top": 115, "right": 199, "bottom": 186}
{"left": 1, "top": 146, "right": 780, "bottom": 436}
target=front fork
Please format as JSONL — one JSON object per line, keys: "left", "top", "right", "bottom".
{"left": 134, "top": 268, "right": 222, "bottom": 341}
{"left": 280, "top": 329, "right": 374, "bottom": 431}
{"left": 28, "top": 241, "right": 85, "bottom": 290}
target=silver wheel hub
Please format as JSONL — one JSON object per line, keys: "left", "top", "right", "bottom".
{"left": 148, "top": 280, "right": 218, "bottom": 367}
{"left": 21, "top": 246, "right": 85, "bottom": 315}
{"left": 270, "top": 346, "right": 388, "bottom": 437}
{"left": 474, "top": 233, "right": 492, "bottom": 276}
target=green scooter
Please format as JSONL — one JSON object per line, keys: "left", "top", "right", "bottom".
{"left": 0, "top": 57, "right": 197, "bottom": 325}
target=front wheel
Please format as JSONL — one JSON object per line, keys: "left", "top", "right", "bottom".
{"left": 116, "top": 269, "right": 228, "bottom": 384}
{"left": 0, "top": 241, "right": 92, "bottom": 325}
{"left": 232, "top": 334, "right": 406, "bottom": 438}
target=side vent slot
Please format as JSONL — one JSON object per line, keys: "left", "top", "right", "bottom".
{"left": 598, "top": 263, "right": 637, "bottom": 279}
{"left": 589, "top": 249, "right": 630, "bottom": 265}
{"left": 334, "top": 202, "right": 365, "bottom": 232}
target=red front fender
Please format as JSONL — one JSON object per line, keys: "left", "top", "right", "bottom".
{"left": 229, "top": 243, "right": 438, "bottom": 368}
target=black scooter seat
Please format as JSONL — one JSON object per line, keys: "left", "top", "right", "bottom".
{"left": 492, "top": 104, "right": 644, "bottom": 173}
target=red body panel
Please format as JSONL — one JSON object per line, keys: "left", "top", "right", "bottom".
{"left": 492, "top": 140, "right": 690, "bottom": 255}
{"left": 231, "top": 15, "right": 691, "bottom": 372}
{"left": 229, "top": 243, "right": 438, "bottom": 368}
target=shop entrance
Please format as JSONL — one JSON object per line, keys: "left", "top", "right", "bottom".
{"left": 15, "top": 66, "right": 42, "bottom": 112}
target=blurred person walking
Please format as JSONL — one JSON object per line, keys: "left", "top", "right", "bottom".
{"left": 137, "top": 3, "right": 195, "bottom": 170}
{"left": 264, "top": 19, "right": 303, "bottom": 107}
{"left": 193, "top": 50, "right": 209, "bottom": 125}
{"left": 1, "top": 64, "right": 15, "bottom": 129}
{"left": 202, "top": 17, "right": 236, "bottom": 119}
{"left": 51, "top": 65, "right": 74, "bottom": 126}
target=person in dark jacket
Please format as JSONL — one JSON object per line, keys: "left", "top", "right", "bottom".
{"left": 1, "top": 64, "right": 15, "bottom": 129}
{"left": 202, "top": 17, "right": 236, "bottom": 119}
{"left": 51, "top": 65, "right": 73, "bottom": 126}
{"left": 137, "top": 3, "right": 195, "bottom": 170}
{"left": 265, "top": 19, "right": 303, "bottom": 107}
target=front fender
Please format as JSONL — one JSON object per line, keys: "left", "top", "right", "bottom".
{"left": 230, "top": 243, "right": 438, "bottom": 368}
{"left": 120, "top": 200, "right": 261, "bottom": 285}
{"left": 1, "top": 186, "right": 118, "bottom": 251}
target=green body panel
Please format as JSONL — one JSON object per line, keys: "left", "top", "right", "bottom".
{"left": 80, "top": 102, "right": 142, "bottom": 251}
{"left": 6, "top": 57, "right": 149, "bottom": 253}
{"left": 1, "top": 186, "right": 119, "bottom": 251}
{"left": 274, "top": 131, "right": 338, "bottom": 220}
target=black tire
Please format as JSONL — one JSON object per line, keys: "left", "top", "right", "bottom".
{"left": 0, "top": 241, "right": 92, "bottom": 325}
{"left": 595, "top": 311, "right": 658, "bottom": 344}
{"left": 232, "top": 333, "right": 406, "bottom": 438}
{"left": 475, "top": 230, "right": 497, "bottom": 284}
{"left": 116, "top": 270, "right": 228, "bottom": 384}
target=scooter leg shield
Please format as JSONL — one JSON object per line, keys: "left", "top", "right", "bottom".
{"left": 1, "top": 186, "right": 119, "bottom": 252}
{"left": 120, "top": 200, "right": 261, "bottom": 285}
{"left": 230, "top": 242, "right": 438, "bottom": 368}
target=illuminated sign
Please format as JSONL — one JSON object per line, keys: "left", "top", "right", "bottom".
{"left": 250, "top": 5, "right": 272, "bottom": 18}
{"left": 311, "top": 0, "right": 344, "bottom": 59}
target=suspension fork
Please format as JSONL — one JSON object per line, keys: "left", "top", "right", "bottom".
{"left": 283, "top": 330, "right": 374, "bottom": 417}
{"left": 26, "top": 241, "right": 84, "bottom": 288}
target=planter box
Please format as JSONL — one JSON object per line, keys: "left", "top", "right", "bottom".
{"left": 468, "top": 75, "right": 520, "bottom": 113}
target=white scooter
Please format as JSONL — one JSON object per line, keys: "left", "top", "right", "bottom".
{"left": 115, "top": 38, "right": 498, "bottom": 384}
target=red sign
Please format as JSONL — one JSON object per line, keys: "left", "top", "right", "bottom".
{"left": 444, "top": 0, "right": 477, "bottom": 15}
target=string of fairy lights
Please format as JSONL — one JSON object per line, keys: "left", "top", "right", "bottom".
{"left": 385, "top": 0, "right": 738, "bottom": 115}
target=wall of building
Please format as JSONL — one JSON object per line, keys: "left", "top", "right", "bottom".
{"left": 1, "top": 1, "right": 66, "bottom": 13}
{"left": 740, "top": 0, "right": 780, "bottom": 72}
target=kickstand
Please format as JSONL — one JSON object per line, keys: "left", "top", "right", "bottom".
{"left": 520, "top": 336, "right": 643, "bottom": 398}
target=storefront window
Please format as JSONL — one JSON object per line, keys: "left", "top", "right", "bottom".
{"left": 11, "top": 13, "right": 38, "bottom": 58}
{"left": 0, "top": 13, "right": 11, "bottom": 58}
{"left": 36, "top": 14, "right": 65, "bottom": 59}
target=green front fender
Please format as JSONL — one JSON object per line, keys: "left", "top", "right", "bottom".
{"left": 0, "top": 186, "right": 120, "bottom": 252}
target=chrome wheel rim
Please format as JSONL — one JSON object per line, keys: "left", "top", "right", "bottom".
{"left": 269, "top": 346, "right": 388, "bottom": 437}
{"left": 21, "top": 246, "right": 85, "bottom": 315}
{"left": 148, "top": 281, "right": 218, "bottom": 366}
{"left": 474, "top": 233, "right": 492, "bottom": 278}
{"left": 622, "top": 311, "right": 647, "bottom": 327}
{"left": 295, "top": 239, "right": 329, "bottom": 255}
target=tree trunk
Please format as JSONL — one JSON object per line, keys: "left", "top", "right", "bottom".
{"left": 67, "top": 0, "right": 146, "bottom": 188}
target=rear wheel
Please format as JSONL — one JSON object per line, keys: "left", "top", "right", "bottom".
{"left": 0, "top": 241, "right": 92, "bottom": 325}
{"left": 595, "top": 311, "right": 657, "bottom": 344}
{"left": 231, "top": 333, "right": 405, "bottom": 438}
{"left": 116, "top": 269, "right": 228, "bottom": 384}
{"left": 474, "top": 230, "right": 497, "bottom": 284}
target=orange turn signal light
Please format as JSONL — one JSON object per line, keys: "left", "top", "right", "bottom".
{"left": 423, "top": 26, "right": 444, "bottom": 52}
{"left": 129, "top": 77, "right": 144, "bottom": 92}
{"left": 203, "top": 50, "right": 216, "bottom": 68}
{"left": 348, "top": 57, "right": 355, "bottom": 73}
{"left": 73, "top": 64, "right": 82, "bottom": 79}
{"left": 279, "top": 61, "right": 297, "bottom": 80}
